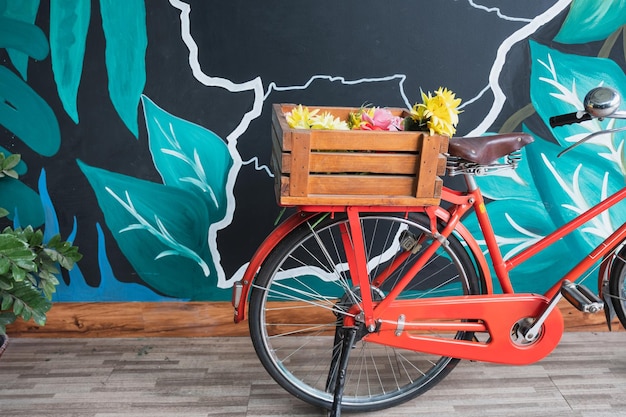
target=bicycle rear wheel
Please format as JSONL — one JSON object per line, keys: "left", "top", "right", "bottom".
{"left": 248, "top": 212, "right": 482, "bottom": 412}
{"left": 608, "top": 245, "right": 626, "bottom": 327}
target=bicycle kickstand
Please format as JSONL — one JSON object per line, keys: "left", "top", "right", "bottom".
{"left": 329, "top": 326, "right": 357, "bottom": 417}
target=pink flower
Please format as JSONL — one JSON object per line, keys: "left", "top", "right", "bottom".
{"left": 361, "top": 108, "right": 404, "bottom": 131}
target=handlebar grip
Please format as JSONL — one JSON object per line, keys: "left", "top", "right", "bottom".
{"left": 549, "top": 112, "right": 592, "bottom": 127}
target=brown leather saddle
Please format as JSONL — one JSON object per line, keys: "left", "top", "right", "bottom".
{"left": 448, "top": 133, "right": 534, "bottom": 164}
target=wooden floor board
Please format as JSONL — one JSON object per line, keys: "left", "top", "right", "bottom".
{"left": 2, "top": 333, "right": 626, "bottom": 416}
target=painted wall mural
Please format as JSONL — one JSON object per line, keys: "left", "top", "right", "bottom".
{"left": 0, "top": 0, "right": 624, "bottom": 302}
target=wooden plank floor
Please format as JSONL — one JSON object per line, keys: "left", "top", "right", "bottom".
{"left": 2, "top": 333, "right": 626, "bottom": 416}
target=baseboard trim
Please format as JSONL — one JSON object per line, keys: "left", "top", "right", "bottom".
{"left": 5, "top": 299, "right": 620, "bottom": 338}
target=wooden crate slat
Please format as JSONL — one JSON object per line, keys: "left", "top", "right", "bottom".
{"left": 279, "top": 194, "right": 442, "bottom": 207}
{"left": 309, "top": 130, "right": 427, "bottom": 151}
{"left": 309, "top": 152, "right": 419, "bottom": 174}
{"left": 288, "top": 131, "right": 311, "bottom": 197}
{"left": 415, "top": 134, "right": 444, "bottom": 198}
{"left": 308, "top": 175, "right": 416, "bottom": 196}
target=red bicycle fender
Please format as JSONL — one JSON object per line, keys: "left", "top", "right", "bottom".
{"left": 232, "top": 211, "right": 319, "bottom": 323}
{"left": 232, "top": 208, "right": 494, "bottom": 323}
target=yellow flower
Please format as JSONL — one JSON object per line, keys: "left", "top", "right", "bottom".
{"left": 410, "top": 87, "right": 462, "bottom": 136}
{"left": 285, "top": 105, "right": 319, "bottom": 129}
{"left": 348, "top": 107, "right": 374, "bottom": 129}
{"left": 310, "top": 111, "right": 349, "bottom": 130}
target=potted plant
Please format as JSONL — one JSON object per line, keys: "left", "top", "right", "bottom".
{"left": 0, "top": 152, "right": 82, "bottom": 355}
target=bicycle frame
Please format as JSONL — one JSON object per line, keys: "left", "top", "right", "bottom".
{"left": 232, "top": 179, "right": 626, "bottom": 365}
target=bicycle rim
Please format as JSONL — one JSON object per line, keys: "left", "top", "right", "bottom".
{"left": 248, "top": 213, "right": 481, "bottom": 412}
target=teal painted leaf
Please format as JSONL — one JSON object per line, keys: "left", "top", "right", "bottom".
{"left": 142, "top": 95, "right": 233, "bottom": 223}
{"left": 0, "top": 66, "right": 61, "bottom": 156}
{"left": 525, "top": 133, "right": 626, "bottom": 252}
{"left": 77, "top": 160, "right": 224, "bottom": 300}
{"left": 464, "top": 127, "right": 625, "bottom": 294}
{"left": 529, "top": 40, "right": 626, "bottom": 175}
{"left": 2, "top": 0, "right": 41, "bottom": 80}
{"left": 464, "top": 198, "right": 572, "bottom": 294}
{"left": 99, "top": 0, "right": 147, "bottom": 137}
{"left": 50, "top": 0, "right": 90, "bottom": 124}
{"left": 0, "top": 176, "right": 44, "bottom": 227}
{"left": 555, "top": 0, "right": 626, "bottom": 44}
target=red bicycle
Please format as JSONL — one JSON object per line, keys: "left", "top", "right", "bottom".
{"left": 232, "top": 87, "right": 626, "bottom": 415}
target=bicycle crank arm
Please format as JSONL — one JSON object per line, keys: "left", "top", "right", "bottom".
{"left": 365, "top": 294, "right": 564, "bottom": 366}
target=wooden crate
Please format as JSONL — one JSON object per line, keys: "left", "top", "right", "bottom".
{"left": 271, "top": 103, "right": 449, "bottom": 207}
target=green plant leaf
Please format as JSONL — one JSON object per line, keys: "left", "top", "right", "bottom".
{"left": 0, "top": 233, "right": 35, "bottom": 266}
{"left": 3, "top": 279, "right": 50, "bottom": 324}
{"left": 1, "top": 293, "right": 13, "bottom": 310}
{"left": 0, "top": 311, "right": 17, "bottom": 335}
{"left": 50, "top": 0, "right": 90, "bottom": 124}
{"left": 2, "top": 152, "right": 21, "bottom": 170}
{"left": 99, "top": 0, "right": 147, "bottom": 137}
{"left": 0, "top": 276, "right": 13, "bottom": 291}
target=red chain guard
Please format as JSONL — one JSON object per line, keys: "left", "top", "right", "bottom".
{"left": 364, "top": 293, "right": 564, "bottom": 365}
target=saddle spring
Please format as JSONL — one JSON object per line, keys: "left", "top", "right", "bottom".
{"left": 446, "top": 150, "right": 523, "bottom": 176}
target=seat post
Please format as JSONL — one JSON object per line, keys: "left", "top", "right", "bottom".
{"left": 464, "top": 173, "right": 478, "bottom": 192}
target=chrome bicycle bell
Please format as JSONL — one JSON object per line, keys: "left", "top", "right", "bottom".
{"left": 584, "top": 86, "right": 621, "bottom": 118}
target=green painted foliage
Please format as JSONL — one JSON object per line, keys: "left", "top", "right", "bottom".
{"left": 78, "top": 160, "right": 225, "bottom": 300}
{"left": 555, "top": 0, "right": 626, "bottom": 44}
{"left": 50, "top": 0, "right": 90, "bottom": 124}
{"left": 142, "top": 96, "right": 234, "bottom": 224}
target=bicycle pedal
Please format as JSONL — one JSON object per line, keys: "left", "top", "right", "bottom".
{"left": 561, "top": 280, "right": 604, "bottom": 314}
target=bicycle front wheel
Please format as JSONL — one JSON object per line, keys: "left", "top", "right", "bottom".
{"left": 248, "top": 212, "right": 481, "bottom": 412}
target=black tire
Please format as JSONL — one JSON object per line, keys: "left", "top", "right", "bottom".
{"left": 248, "top": 212, "right": 481, "bottom": 412}
{"left": 609, "top": 245, "right": 626, "bottom": 328}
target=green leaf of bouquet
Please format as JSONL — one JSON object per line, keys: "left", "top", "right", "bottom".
{"left": 78, "top": 160, "right": 220, "bottom": 300}
{"left": 529, "top": 41, "right": 626, "bottom": 151}
{"left": 0, "top": 66, "right": 61, "bottom": 157}
{"left": 142, "top": 95, "right": 234, "bottom": 223}
{"left": 0, "top": 176, "right": 44, "bottom": 227}
{"left": 554, "top": 0, "right": 626, "bottom": 44}
{"left": 50, "top": 0, "right": 90, "bottom": 124}
{"left": 1, "top": 0, "right": 42, "bottom": 80}
{"left": 100, "top": 0, "right": 147, "bottom": 137}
